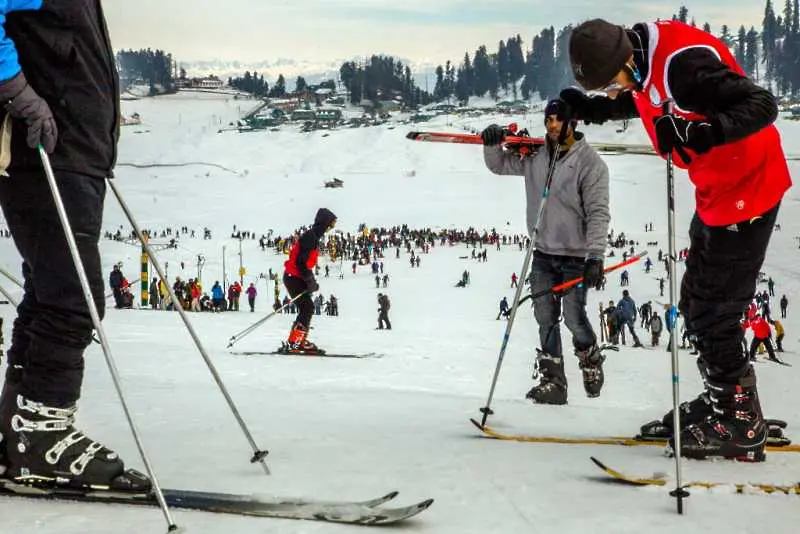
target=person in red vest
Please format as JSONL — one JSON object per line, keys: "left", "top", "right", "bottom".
{"left": 563, "top": 19, "right": 791, "bottom": 461}
{"left": 745, "top": 314, "right": 777, "bottom": 362}
{"left": 283, "top": 208, "right": 337, "bottom": 353}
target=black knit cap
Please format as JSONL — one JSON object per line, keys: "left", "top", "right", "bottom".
{"left": 569, "top": 19, "right": 633, "bottom": 90}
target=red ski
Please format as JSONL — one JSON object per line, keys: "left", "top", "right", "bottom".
{"left": 405, "top": 130, "right": 545, "bottom": 147}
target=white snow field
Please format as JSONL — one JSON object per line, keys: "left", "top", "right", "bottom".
{"left": 0, "top": 92, "right": 799, "bottom": 533}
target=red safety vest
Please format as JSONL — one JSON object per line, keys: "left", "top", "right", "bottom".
{"left": 284, "top": 240, "right": 319, "bottom": 278}
{"left": 632, "top": 20, "right": 791, "bottom": 226}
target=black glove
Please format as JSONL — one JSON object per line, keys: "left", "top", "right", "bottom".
{"left": 653, "top": 115, "right": 715, "bottom": 165}
{"left": 481, "top": 124, "right": 506, "bottom": 146}
{"left": 0, "top": 72, "right": 57, "bottom": 153}
{"left": 583, "top": 257, "right": 604, "bottom": 290}
{"left": 559, "top": 88, "right": 605, "bottom": 125}
{"left": 304, "top": 276, "right": 319, "bottom": 293}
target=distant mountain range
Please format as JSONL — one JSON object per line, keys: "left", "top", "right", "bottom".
{"left": 179, "top": 56, "right": 439, "bottom": 88}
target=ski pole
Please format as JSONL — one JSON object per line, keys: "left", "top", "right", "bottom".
{"left": 0, "top": 280, "right": 18, "bottom": 308}
{"left": 517, "top": 252, "right": 647, "bottom": 307}
{"left": 0, "top": 264, "right": 23, "bottom": 288}
{"left": 662, "top": 100, "right": 689, "bottom": 514}
{"left": 106, "top": 178, "right": 272, "bottom": 476}
{"left": 227, "top": 291, "right": 307, "bottom": 348}
{"left": 477, "top": 140, "right": 562, "bottom": 428}
{"left": 38, "top": 148, "right": 177, "bottom": 531}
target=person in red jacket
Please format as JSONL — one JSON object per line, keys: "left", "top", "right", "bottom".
{"left": 564, "top": 19, "right": 791, "bottom": 461}
{"left": 283, "top": 208, "right": 337, "bottom": 353}
{"left": 746, "top": 314, "right": 777, "bottom": 362}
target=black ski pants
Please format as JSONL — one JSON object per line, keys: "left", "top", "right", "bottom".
{"left": 284, "top": 273, "right": 314, "bottom": 328}
{"left": 680, "top": 204, "right": 779, "bottom": 381}
{"left": 0, "top": 170, "right": 106, "bottom": 407}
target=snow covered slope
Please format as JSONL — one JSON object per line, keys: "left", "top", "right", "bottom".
{"left": 0, "top": 91, "right": 798, "bottom": 533}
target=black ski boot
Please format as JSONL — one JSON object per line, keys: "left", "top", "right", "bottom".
{"left": 638, "top": 391, "right": 712, "bottom": 440}
{"left": 576, "top": 345, "right": 605, "bottom": 398}
{"left": 526, "top": 350, "right": 567, "bottom": 405}
{"left": 0, "top": 389, "right": 151, "bottom": 491}
{"left": 675, "top": 366, "right": 767, "bottom": 462}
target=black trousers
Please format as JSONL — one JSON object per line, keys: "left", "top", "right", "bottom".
{"left": 378, "top": 310, "right": 391, "bottom": 329}
{"left": 0, "top": 170, "right": 106, "bottom": 406}
{"left": 284, "top": 274, "right": 314, "bottom": 328}
{"left": 679, "top": 204, "right": 779, "bottom": 380}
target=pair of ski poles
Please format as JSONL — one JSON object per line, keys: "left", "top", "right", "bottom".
{"left": 34, "top": 146, "right": 280, "bottom": 531}
{"left": 474, "top": 101, "right": 687, "bottom": 514}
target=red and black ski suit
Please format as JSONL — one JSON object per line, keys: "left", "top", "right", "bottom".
{"left": 283, "top": 208, "right": 336, "bottom": 328}
{"left": 570, "top": 20, "right": 791, "bottom": 380}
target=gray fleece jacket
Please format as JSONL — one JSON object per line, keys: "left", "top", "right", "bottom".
{"left": 483, "top": 135, "right": 610, "bottom": 258}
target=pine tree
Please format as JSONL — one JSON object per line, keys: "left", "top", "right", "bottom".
{"left": 744, "top": 26, "right": 760, "bottom": 78}
{"left": 762, "top": 0, "right": 778, "bottom": 86}
{"left": 720, "top": 24, "right": 733, "bottom": 47}
{"left": 295, "top": 76, "right": 307, "bottom": 95}
{"left": 703, "top": 22, "right": 712, "bottom": 33}
{"left": 433, "top": 65, "right": 445, "bottom": 100}
{"left": 507, "top": 35, "right": 526, "bottom": 84}
{"left": 444, "top": 60, "right": 456, "bottom": 99}
{"left": 497, "top": 40, "right": 510, "bottom": 90}
{"left": 735, "top": 25, "right": 747, "bottom": 66}
{"left": 677, "top": 6, "right": 690, "bottom": 23}
{"left": 455, "top": 52, "right": 473, "bottom": 104}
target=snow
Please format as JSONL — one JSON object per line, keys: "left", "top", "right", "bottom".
{"left": 0, "top": 90, "right": 799, "bottom": 532}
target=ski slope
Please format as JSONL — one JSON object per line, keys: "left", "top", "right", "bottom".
{"left": 0, "top": 92, "right": 798, "bottom": 533}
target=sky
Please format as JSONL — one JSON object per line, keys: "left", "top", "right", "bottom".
{"left": 104, "top": 1, "right": 764, "bottom": 74}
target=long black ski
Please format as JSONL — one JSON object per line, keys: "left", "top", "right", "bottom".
{"left": 0, "top": 479, "right": 433, "bottom": 525}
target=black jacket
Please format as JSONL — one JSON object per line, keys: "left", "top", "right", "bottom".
{"left": 6, "top": 1, "right": 119, "bottom": 178}
{"left": 581, "top": 24, "right": 777, "bottom": 146}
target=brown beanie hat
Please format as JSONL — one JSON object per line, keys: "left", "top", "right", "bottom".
{"left": 569, "top": 19, "right": 633, "bottom": 90}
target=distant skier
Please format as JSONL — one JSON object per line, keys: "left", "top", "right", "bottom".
{"left": 482, "top": 98, "right": 610, "bottom": 405}
{"left": 246, "top": 282, "right": 257, "bottom": 312}
{"left": 283, "top": 208, "right": 337, "bottom": 353}
{"left": 650, "top": 312, "right": 663, "bottom": 346}
{"left": 496, "top": 297, "right": 510, "bottom": 320}
{"left": 377, "top": 293, "right": 391, "bottom": 330}
{"left": 780, "top": 294, "right": 788, "bottom": 318}
{"left": 617, "top": 290, "right": 643, "bottom": 347}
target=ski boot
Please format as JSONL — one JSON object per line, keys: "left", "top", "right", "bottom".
{"left": 0, "top": 388, "right": 151, "bottom": 490}
{"left": 576, "top": 344, "right": 605, "bottom": 398}
{"left": 285, "top": 324, "right": 325, "bottom": 355}
{"left": 639, "top": 390, "right": 712, "bottom": 440}
{"left": 675, "top": 365, "right": 767, "bottom": 461}
{"left": 526, "top": 350, "right": 567, "bottom": 405}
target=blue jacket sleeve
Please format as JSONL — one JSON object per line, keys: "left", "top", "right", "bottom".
{"left": 0, "top": 0, "right": 43, "bottom": 82}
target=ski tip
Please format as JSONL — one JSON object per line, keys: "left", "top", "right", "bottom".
{"left": 589, "top": 456, "right": 605, "bottom": 468}
{"left": 384, "top": 490, "right": 400, "bottom": 500}
{"left": 415, "top": 498, "right": 435, "bottom": 511}
{"left": 469, "top": 418, "right": 486, "bottom": 431}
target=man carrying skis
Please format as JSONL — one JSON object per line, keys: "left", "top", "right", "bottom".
{"left": 283, "top": 208, "right": 337, "bottom": 353}
{"left": 0, "top": 1, "right": 148, "bottom": 490}
{"left": 564, "top": 18, "right": 791, "bottom": 460}
{"left": 482, "top": 98, "right": 610, "bottom": 405}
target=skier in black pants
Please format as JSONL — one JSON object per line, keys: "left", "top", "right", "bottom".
{"left": 108, "top": 264, "right": 125, "bottom": 309}
{"left": 566, "top": 18, "right": 790, "bottom": 461}
{"left": 0, "top": 1, "right": 148, "bottom": 490}
{"left": 283, "top": 208, "right": 337, "bottom": 353}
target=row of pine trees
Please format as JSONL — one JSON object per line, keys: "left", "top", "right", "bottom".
{"left": 428, "top": 1, "right": 800, "bottom": 105}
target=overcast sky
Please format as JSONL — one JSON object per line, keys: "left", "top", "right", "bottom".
{"left": 104, "top": 1, "right": 764, "bottom": 67}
